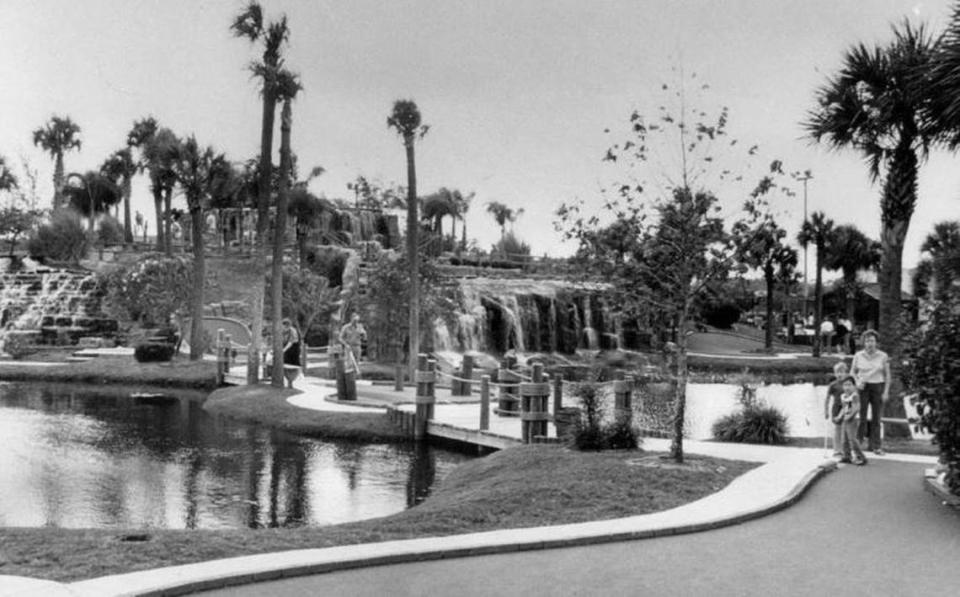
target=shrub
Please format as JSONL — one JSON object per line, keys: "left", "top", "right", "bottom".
{"left": 134, "top": 342, "right": 175, "bottom": 363}
{"left": 27, "top": 209, "right": 90, "bottom": 263}
{"left": 97, "top": 215, "right": 124, "bottom": 247}
{"left": 712, "top": 405, "right": 788, "bottom": 445}
{"left": 570, "top": 381, "right": 641, "bottom": 451}
{"left": 1, "top": 333, "right": 36, "bottom": 360}
{"left": 605, "top": 417, "right": 640, "bottom": 450}
{"left": 904, "top": 298, "right": 960, "bottom": 495}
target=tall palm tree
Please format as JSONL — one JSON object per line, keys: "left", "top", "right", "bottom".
{"left": 485, "top": 201, "right": 524, "bottom": 240}
{"left": 920, "top": 221, "right": 960, "bottom": 300}
{"left": 805, "top": 21, "right": 945, "bottom": 382}
{"left": 823, "top": 224, "right": 881, "bottom": 342}
{"left": 925, "top": 1, "right": 960, "bottom": 145}
{"left": 270, "top": 70, "right": 301, "bottom": 388}
{"left": 172, "top": 136, "right": 231, "bottom": 360}
{"left": 733, "top": 216, "right": 796, "bottom": 350}
{"left": 100, "top": 148, "right": 137, "bottom": 244}
{"left": 62, "top": 171, "right": 122, "bottom": 233}
{"left": 798, "top": 211, "right": 835, "bottom": 357}
{"left": 388, "top": 99, "right": 429, "bottom": 379}
{"left": 129, "top": 118, "right": 179, "bottom": 253}
{"left": 32, "top": 115, "right": 81, "bottom": 210}
{"left": 232, "top": 0, "right": 291, "bottom": 383}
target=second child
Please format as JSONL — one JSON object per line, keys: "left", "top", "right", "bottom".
{"left": 833, "top": 375, "right": 868, "bottom": 466}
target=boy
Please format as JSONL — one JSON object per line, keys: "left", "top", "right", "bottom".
{"left": 833, "top": 375, "right": 868, "bottom": 465}
{"left": 824, "top": 362, "right": 849, "bottom": 458}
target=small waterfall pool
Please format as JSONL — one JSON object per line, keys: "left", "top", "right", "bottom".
{"left": 0, "top": 382, "right": 472, "bottom": 530}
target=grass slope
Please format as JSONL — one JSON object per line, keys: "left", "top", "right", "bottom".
{"left": 0, "top": 445, "right": 756, "bottom": 582}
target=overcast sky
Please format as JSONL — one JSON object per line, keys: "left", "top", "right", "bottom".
{"left": 2, "top": 0, "right": 958, "bottom": 271}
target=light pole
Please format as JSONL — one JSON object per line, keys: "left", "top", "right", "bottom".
{"left": 798, "top": 171, "right": 813, "bottom": 322}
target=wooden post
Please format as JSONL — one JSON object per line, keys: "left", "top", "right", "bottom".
{"left": 460, "top": 354, "right": 474, "bottom": 396}
{"left": 394, "top": 363, "right": 404, "bottom": 391}
{"left": 520, "top": 362, "right": 550, "bottom": 443}
{"left": 553, "top": 373, "right": 563, "bottom": 418}
{"left": 215, "top": 329, "right": 225, "bottom": 385}
{"left": 613, "top": 372, "right": 633, "bottom": 425}
{"left": 414, "top": 354, "right": 436, "bottom": 440}
{"left": 497, "top": 359, "right": 520, "bottom": 415}
{"left": 335, "top": 352, "right": 357, "bottom": 401}
{"left": 480, "top": 375, "right": 491, "bottom": 431}
{"left": 223, "top": 333, "right": 232, "bottom": 373}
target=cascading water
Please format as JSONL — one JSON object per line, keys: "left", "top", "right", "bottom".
{"left": 433, "top": 277, "right": 625, "bottom": 356}
{"left": 0, "top": 264, "right": 117, "bottom": 349}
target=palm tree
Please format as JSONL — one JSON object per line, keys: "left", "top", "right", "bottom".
{"left": 805, "top": 21, "right": 945, "bottom": 382}
{"left": 100, "top": 148, "right": 137, "bottom": 244}
{"left": 232, "top": 0, "right": 291, "bottom": 383}
{"left": 919, "top": 221, "right": 960, "bottom": 300}
{"left": 172, "top": 136, "right": 231, "bottom": 360}
{"left": 387, "top": 99, "right": 429, "bottom": 379}
{"left": 823, "top": 224, "right": 881, "bottom": 346}
{"left": 62, "top": 171, "right": 122, "bottom": 233}
{"left": 798, "top": 212, "right": 835, "bottom": 357}
{"left": 129, "top": 118, "right": 179, "bottom": 253}
{"left": 455, "top": 190, "right": 474, "bottom": 251}
{"left": 32, "top": 115, "right": 81, "bottom": 210}
{"left": 925, "top": 2, "right": 960, "bottom": 145}
{"left": 485, "top": 201, "right": 524, "bottom": 240}
{"left": 270, "top": 70, "right": 301, "bottom": 388}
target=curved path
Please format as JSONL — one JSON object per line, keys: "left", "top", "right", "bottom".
{"left": 198, "top": 460, "right": 960, "bottom": 597}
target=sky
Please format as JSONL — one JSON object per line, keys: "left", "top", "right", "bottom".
{"left": 2, "top": 0, "right": 959, "bottom": 274}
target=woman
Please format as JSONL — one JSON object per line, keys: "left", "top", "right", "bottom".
{"left": 281, "top": 318, "right": 301, "bottom": 388}
{"left": 850, "top": 330, "right": 890, "bottom": 455}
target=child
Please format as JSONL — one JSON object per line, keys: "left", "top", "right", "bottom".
{"left": 824, "top": 362, "right": 849, "bottom": 458}
{"left": 833, "top": 375, "right": 867, "bottom": 465}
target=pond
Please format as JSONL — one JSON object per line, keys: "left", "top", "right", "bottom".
{"left": 0, "top": 382, "right": 473, "bottom": 530}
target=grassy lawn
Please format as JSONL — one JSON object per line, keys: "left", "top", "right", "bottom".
{"left": 204, "top": 385, "right": 408, "bottom": 442}
{"left": 0, "top": 445, "right": 756, "bottom": 582}
{"left": 0, "top": 355, "right": 218, "bottom": 389}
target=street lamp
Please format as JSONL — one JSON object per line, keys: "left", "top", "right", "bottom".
{"left": 798, "top": 170, "right": 813, "bottom": 321}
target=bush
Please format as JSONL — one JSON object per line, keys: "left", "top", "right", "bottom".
{"left": 97, "top": 215, "right": 125, "bottom": 247}
{"left": 904, "top": 298, "right": 960, "bottom": 495}
{"left": 27, "top": 209, "right": 90, "bottom": 263}
{"left": 1, "top": 333, "right": 36, "bottom": 360}
{"left": 134, "top": 342, "right": 175, "bottom": 363}
{"left": 712, "top": 405, "right": 788, "bottom": 445}
{"left": 570, "top": 381, "right": 641, "bottom": 451}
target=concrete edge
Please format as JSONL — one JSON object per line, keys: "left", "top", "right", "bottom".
{"left": 922, "top": 475, "right": 960, "bottom": 508}
{"left": 67, "top": 460, "right": 836, "bottom": 597}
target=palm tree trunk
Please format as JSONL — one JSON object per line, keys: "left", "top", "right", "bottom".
{"left": 405, "top": 135, "right": 420, "bottom": 381}
{"left": 764, "top": 265, "right": 775, "bottom": 350}
{"left": 163, "top": 187, "right": 173, "bottom": 255}
{"left": 247, "top": 85, "right": 279, "bottom": 384}
{"left": 123, "top": 177, "right": 133, "bottom": 245}
{"left": 152, "top": 188, "right": 164, "bottom": 252}
{"left": 53, "top": 153, "right": 64, "bottom": 210}
{"left": 271, "top": 98, "right": 293, "bottom": 388}
{"left": 813, "top": 245, "right": 823, "bottom": 358}
{"left": 189, "top": 207, "right": 206, "bottom": 361}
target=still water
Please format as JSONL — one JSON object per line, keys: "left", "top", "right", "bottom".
{"left": 0, "top": 382, "right": 472, "bottom": 530}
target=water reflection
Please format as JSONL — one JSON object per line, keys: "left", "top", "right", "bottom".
{"left": 0, "top": 382, "right": 471, "bottom": 529}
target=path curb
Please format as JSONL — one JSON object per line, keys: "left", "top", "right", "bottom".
{"left": 68, "top": 461, "right": 836, "bottom": 597}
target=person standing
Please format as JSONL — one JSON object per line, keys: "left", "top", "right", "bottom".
{"left": 833, "top": 375, "right": 868, "bottom": 465}
{"left": 850, "top": 330, "right": 891, "bottom": 455}
{"left": 824, "top": 361, "right": 850, "bottom": 458}
{"left": 281, "top": 318, "right": 301, "bottom": 388}
{"left": 339, "top": 313, "right": 367, "bottom": 376}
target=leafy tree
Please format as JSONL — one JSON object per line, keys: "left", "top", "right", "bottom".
{"left": 62, "top": 171, "right": 122, "bottom": 233}
{"left": 171, "top": 135, "right": 231, "bottom": 360}
{"left": 346, "top": 174, "right": 405, "bottom": 211}
{"left": 732, "top": 201, "right": 798, "bottom": 350}
{"left": 823, "top": 224, "right": 881, "bottom": 341}
{"left": 100, "top": 148, "right": 137, "bottom": 244}
{"left": 806, "top": 21, "right": 946, "bottom": 388}
{"left": 492, "top": 230, "right": 531, "bottom": 261}
{"left": 32, "top": 115, "right": 81, "bottom": 210}
{"left": 265, "top": 266, "right": 340, "bottom": 356}
{"left": 797, "top": 211, "right": 835, "bottom": 357}
{"left": 918, "top": 221, "right": 960, "bottom": 301}
{"left": 0, "top": 155, "right": 17, "bottom": 192}
{"left": 388, "top": 99, "right": 429, "bottom": 378}
{"left": 233, "top": 0, "right": 291, "bottom": 383}
{"left": 486, "top": 201, "right": 523, "bottom": 239}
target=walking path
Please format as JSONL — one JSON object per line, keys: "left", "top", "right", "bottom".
{"left": 0, "top": 373, "right": 944, "bottom": 597}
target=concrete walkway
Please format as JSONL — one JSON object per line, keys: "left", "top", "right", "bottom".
{"left": 1, "top": 374, "right": 943, "bottom": 597}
